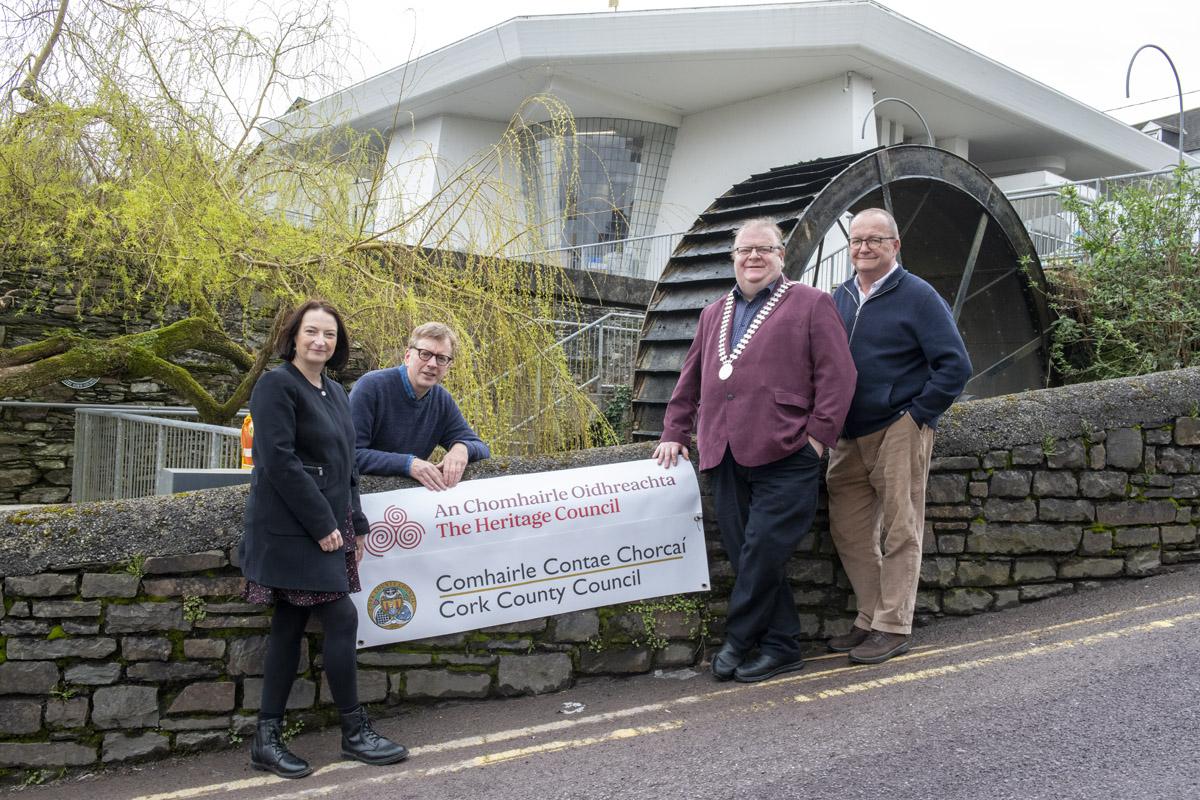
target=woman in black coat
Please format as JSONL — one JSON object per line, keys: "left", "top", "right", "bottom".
{"left": 240, "top": 299, "right": 407, "bottom": 779}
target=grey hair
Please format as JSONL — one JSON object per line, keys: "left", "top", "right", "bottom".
{"left": 850, "top": 208, "right": 899, "bottom": 237}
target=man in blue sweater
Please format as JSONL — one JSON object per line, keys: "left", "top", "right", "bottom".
{"left": 350, "top": 322, "right": 489, "bottom": 490}
{"left": 826, "top": 208, "right": 971, "bottom": 664}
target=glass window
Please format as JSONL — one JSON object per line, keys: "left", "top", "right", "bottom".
{"left": 519, "top": 118, "right": 677, "bottom": 270}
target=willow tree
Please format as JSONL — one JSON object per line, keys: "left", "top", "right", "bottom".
{"left": 0, "top": 0, "right": 601, "bottom": 453}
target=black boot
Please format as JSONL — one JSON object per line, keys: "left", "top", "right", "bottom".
{"left": 250, "top": 718, "right": 313, "bottom": 779}
{"left": 340, "top": 705, "right": 408, "bottom": 765}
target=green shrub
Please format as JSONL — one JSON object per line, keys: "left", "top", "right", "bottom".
{"left": 1049, "top": 166, "right": 1200, "bottom": 382}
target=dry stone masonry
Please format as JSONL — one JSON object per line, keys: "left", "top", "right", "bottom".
{"left": 1, "top": 367, "right": 1199, "bottom": 778}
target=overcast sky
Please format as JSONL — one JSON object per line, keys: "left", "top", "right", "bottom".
{"left": 334, "top": 0, "right": 1198, "bottom": 126}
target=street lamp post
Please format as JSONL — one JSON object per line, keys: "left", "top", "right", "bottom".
{"left": 859, "top": 97, "right": 934, "bottom": 147}
{"left": 1125, "top": 44, "right": 1185, "bottom": 165}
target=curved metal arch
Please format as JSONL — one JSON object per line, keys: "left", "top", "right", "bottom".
{"left": 1126, "top": 44, "right": 1185, "bottom": 165}
{"left": 859, "top": 97, "right": 934, "bottom": 146}
{"left": 631, "top": 145, "right": 1051, "bottom": 440}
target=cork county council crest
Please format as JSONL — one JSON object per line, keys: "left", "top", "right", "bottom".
{"left": 367, "top": 581, "right": 417, "bottom": 630}
{"left": 365, "top": 505, "right": 425, "bottom": 555}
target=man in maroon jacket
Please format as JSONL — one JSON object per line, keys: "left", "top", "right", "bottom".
{"left": 655, "top": 218, "right": 856, "bottom": 682}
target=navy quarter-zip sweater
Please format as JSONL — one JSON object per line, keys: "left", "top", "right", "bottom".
{"left": 833, "top": 266, "right": 972, "bottom": 439}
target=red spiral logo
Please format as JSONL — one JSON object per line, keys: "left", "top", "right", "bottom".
{"left": 365, "top": 506, "right": 424, "bottom": 556}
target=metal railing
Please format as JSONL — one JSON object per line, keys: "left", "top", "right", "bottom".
{"left": 547, "top": 312, "right": 645, "bottom": 392}
{"left": 1006, "top": 165, "right": 1195, "bottom": 265}
{"left": 1007, "top": 183, "right": 1094, "bottom": 264}
{"left": 488, "top": 312, "right": 644, "bottom": 452}
{"left": 516, "top": 231, "right": 685, "bottom": 282}
{"left": 803, "top": 244, "right": 853, "bottom": 293}
{"left": 522, "top": 228, "right": 853, "bottom": 292}
{"left": 72, "top": 409, "right": 242, "bottom": 503}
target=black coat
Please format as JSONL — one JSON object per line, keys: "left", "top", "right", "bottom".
{"left": 239, "top": 361, "right": 369, "bottom": 593}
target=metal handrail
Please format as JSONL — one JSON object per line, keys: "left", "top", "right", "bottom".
{"left": 94, "top": 410, "right": 242, "bottom": 435}
{"left": 497, "top": 311, "right": 644, "bottom": 447}
{"left": 512, "top": 230, "right": 685, "bottom": 282}
{"left": 71, "top": 408, "right": 241, "bottom": 503}
{"left": 479, "top": 311, "right": 643, "bottom": 394}
{"left": 800, "top": 243, "right": 852, "bottom": 293}
{"left": 548, "top": 311, "right": 644, "bottom": 349}
{"left": 1004, "top": 164, "right": 1196, "bottom": 200}
{"left": 1004, "top": 164, "right": 1198, "bottom": 264}
{"left": 517, "top": 230, "right": 682, "bottom": 257}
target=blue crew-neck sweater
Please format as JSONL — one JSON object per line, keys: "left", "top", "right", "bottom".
{"left": 832, "top": 266, "right": 972, "bottom": 439}
{"left": 349, "top": 367, "right": 490, "bottom": 477}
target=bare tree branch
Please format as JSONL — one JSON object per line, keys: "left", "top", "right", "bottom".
{"left": 15, "top": 0, "right": 67, "bottom": 104}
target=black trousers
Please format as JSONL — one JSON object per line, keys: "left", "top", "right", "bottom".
{"left": 711, "top": 444, "right": 821, "bottom": 660}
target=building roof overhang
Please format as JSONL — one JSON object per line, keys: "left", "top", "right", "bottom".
{"left": 271, "top": 1, "right": 1191, "bottom": 178}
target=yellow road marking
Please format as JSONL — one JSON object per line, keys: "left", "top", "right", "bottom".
{"left": 794, "top": 609, "right": 1200, "bottom": 703}
{"left": 410, "top": 699, "right": 680, "bottom": 756}
{"left": 130, "top": 775, "right": 291, "bottom": 799}
{"left": 127, "top": 593, "right": 1199, "bottom": 800}
{"left": 242, "top": 723, "right": 684, "bottom": 800}
{"left": 909, "top": 594, "right": 1197, "bottom": 662}
{"left": 427, "top": 722, "right": 683, "bottom": 774}
{"left": 742, "top": 593, "right": 1200, "bottom": 690}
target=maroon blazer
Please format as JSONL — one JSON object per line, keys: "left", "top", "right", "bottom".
{"left": 661, "top": 282, "right": 857, "bottom": 471}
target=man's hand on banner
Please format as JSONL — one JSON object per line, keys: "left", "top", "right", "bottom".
{"left": 437, "top": 443, "right": 470, "bottom": 488}
{"left": 653, "top": 440, "right": 689, "bottom": 468}
{"left": 409, "top": 457, "right": 449, "bottom": 491}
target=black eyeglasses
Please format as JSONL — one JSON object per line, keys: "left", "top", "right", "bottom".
{"left": 848, "top": 236, "right": 897, "bottom": 249}
{"left": 732, "top": 245, "right": 782, "bottom": 256}
{"left": 412, "top": 348, "right": 453, "bottom": 367}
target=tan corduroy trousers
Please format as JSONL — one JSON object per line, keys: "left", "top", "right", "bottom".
{"left": 827, "top": 413, "right": 935, "bottom": 635}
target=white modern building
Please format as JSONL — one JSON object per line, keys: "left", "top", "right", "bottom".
{"left": 274, "top": 1, "right": 1190, "bottom": 272}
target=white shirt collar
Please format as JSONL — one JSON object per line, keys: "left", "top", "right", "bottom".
{"left": 856, "top": 262, "right": 900, "bottom": 304}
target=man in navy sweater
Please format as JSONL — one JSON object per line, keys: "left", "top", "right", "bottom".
{"left": 350, "top": 322, "right": 489, "bottom": 490}
{"left": 826, "top": 208, "right": 971, "bottom": 664}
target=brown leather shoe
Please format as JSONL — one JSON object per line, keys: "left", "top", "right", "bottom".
{"left": 827, "top": 625, "right": 871, "bottom": 653}
{"left": 848, "top": 631, "right": 911, "bottom": 664}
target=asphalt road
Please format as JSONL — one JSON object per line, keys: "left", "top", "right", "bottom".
{"left": 15, "top": 565, "right": 1200, "bottom": 800}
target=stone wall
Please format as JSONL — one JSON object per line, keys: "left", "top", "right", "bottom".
{"left": 1, "top": 367, "right": 1199, "bottom": 777}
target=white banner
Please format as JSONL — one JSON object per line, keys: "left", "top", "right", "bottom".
{"left": 354, "top": 459, "right": 707, "bottom": 648}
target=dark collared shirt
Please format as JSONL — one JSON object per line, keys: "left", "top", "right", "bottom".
{"left": 731, "top": 279, "right": 779, "bottom": 346}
